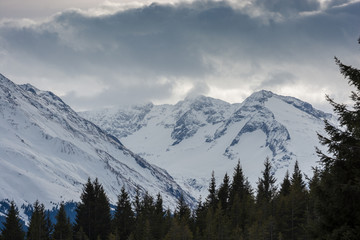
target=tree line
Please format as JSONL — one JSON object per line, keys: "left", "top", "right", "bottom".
{"left": 0, "top": 155, "right": 356, "bottom": 240}
{"left": 1, "top": 38, "right": 360, "bottom": 240}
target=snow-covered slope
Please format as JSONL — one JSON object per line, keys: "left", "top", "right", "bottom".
{"left": 0, "top": 73, "right": 194, "bottom": 222}
{"left": 81, "top": 91, "right": 332, "bottom": 199}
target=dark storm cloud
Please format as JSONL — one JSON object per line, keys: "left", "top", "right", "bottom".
{"left": 0, "top": 0, "right": 359, "bottom": 109}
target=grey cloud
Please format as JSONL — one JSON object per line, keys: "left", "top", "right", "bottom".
{"left": 258, "top": 72, "right": 296, "bottom": 90}
{"left": 186, "top": 81, "right": 210, "bottom": 98}
{"left": 0, "top": 0, "right": 359, "bottom": 110}
{"left": 62, "top": 78, "right": 176, "bottom": 110}
{"left": 255, "top": 0, "right": 320, "bottom": 16}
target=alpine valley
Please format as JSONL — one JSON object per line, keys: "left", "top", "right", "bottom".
{"left": 0, "top": 73, "right": 333, "bottom": 226}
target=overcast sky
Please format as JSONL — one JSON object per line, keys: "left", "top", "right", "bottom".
{"left": 0, "top": 0, "right": 359, "bottom": 111}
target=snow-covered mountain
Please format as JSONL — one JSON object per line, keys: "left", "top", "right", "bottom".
{"left": 80, "top": 91, "right": 333, "bottom": 199}
{"left": 0, "top": 73, "right": 194, "bottom": 224}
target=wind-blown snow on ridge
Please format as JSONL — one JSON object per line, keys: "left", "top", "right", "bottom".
{"left": 81, "top": 90, "right": 332, "bottom": 199}
{"left": 0, "top": 73, "right": 194, "bottom": 223}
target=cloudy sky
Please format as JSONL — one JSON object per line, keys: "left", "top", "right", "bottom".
{"left": 0, "top": 0, "right": 359, "bottom": 111}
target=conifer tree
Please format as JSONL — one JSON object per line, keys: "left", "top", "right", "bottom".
{"left": 0, "top": 201, "right": 25, "bottom": 240}
{"left": 275, "top": 171, "right": 292, "bottom": 239}
{"left": 93, "top": 179, "right": 111, "bottom": 240}
{"left": 132, "top": 191, "right": 156, "bottom": 240}
{"left": 315, "top": 38, "right": 360, "bottom": 239}
{"left": 289, "top": 161, "right": 307, "bottom": 240}
{"left": 153, "top": 193, "right": 166, "bottom": 240}
{"left": 205, "top": 171, "right": 217, "bottom": 209}
{"left": 175, "top": 194, "right": 191, "bottom": 224}
{"left": 113, "top": 187, "right": 134, "bottom": 240}
{"left": 228, "top": 161, "right": 255, "bottom": 240}
{"left": 256, "top": 157, "right": 277, "bottom": 205}
{"left": 163, "top": 208, "right": 173, "bottom": 239}
{"left": 274, "top": 161, "right": 308, "bottom": 240}
{"left": 229, "top": 161, "right": 246, "bottom": 205}
{"left": 74, "top": 178, "right": 95, "bottom": 239}
{"left": 53, "top": 203, "right": 72, "bottom": 240}
{"left": 217, "top": 173, "right": 230, "bottom": 211}
{"left": 167, "top": 194, "right": 193, "bottom": 239}
{"left": 252, "top": 157, "right": 277, "bottom": 240}
{"left": 193, "top": 198, "right": 206, "bottom": 239}
{"left": 74, "top": 178, "right": 111, "bottom": 240}
{"left": 306, "top": 167, "right": 321, "bottom": 238}
{"left": 279, "top": 171, "right": 291, "bottom": 197}
{"left": 27, "top": 201, "right": 51, "bottom": 240}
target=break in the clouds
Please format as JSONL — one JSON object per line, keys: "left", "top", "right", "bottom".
{"left": 0, "top": 0, "right": 359, "bottom": 110}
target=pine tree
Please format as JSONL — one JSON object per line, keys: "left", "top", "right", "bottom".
{"left": 168, "top": 194, "right": 193, "bottom": 239}
{"left": 193, "top": 198, "right": 206, "bottom": 239}
{"left": 113, "top": 187, "right": 134, "bottom": 240}
{"left": 217, "top": 173, "right": 230, "bottom": 211}
{"left": 279, "top": 171, "right": 291, "bottom": 197}
{"left": 228, "top": 161, "right": 255, "bottom": 240}
{"left": 93, "top": 179, "right": 111, "bottom": 240}
{"left": 132, "top": 191, "right": 156, "bottom": 240}
{"left": 289, "top": 161, "right": 308, "bottom": 240}
{"left": 306, "top": 167, "right": 321, "bottom": 238}
{"left": 252, "top": 157, "right": 277, "bottom": 240}
{"left": 74, "top": 178, "right": 96, "bottom": 239}
{"left": 53, "top": 203, "right": 72, "bottom": 240}
{"left": 315, "top": 38, "right": 360, "bottom": 239}
{"left": 163, "top": 208, "right": 173, "bottom": 239}
{"left": 175, "top": 194, "right": 191, "bottom": 224}
{"left": 27, "top": 201, "right": 51, "bottom": 240}
{"left": 206, "top": 171, "right": 217, "bottom": 209}
{"left": 256, "top": 158, "right": 277, "bottom": 205}
{"left": 291, "top": 161, "right": 306, "bottom": 190}
{"left": 229, "top": 161, "right": 246, "bottom": 205}
{"left": 0, "top": 201, "right": 25, "bottom": 240}
{"left": 74, "top": 178, "right": 111, "bottom": 240}
{"left": 274, "top": 171, "right": 292, "bottom": 239}
{"left": 132, "top": 189, "right": 145, "bottom": 240}
{"left": 152, "top": 193, "right": 165, "bottom": 240}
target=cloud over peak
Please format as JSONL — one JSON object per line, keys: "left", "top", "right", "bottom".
{"left": 0, "top": 0, "right": 359, "bottom": 110}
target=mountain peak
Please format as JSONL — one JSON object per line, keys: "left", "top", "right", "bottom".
{"left": 184, "top": 94, "right": 209, "bottom": 101}
{"left": 240, "top": 90, "right": 274, "bottom": 108}
{"left": 180, "top": 94, "right": 230, "bottom": 109}
{"left": 0, "top": 74, "right": 194, "bottom": 215}
{"left": 251, "top": 89, "right": 274, "bottom": 98}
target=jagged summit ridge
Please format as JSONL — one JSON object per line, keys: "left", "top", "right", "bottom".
{"left": 246, "top": 90, "right": 331, "bottom": 119}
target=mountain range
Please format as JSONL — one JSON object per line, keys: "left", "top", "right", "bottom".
{"left": 80, "top": 90, "right": 333, "bottom": 199}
